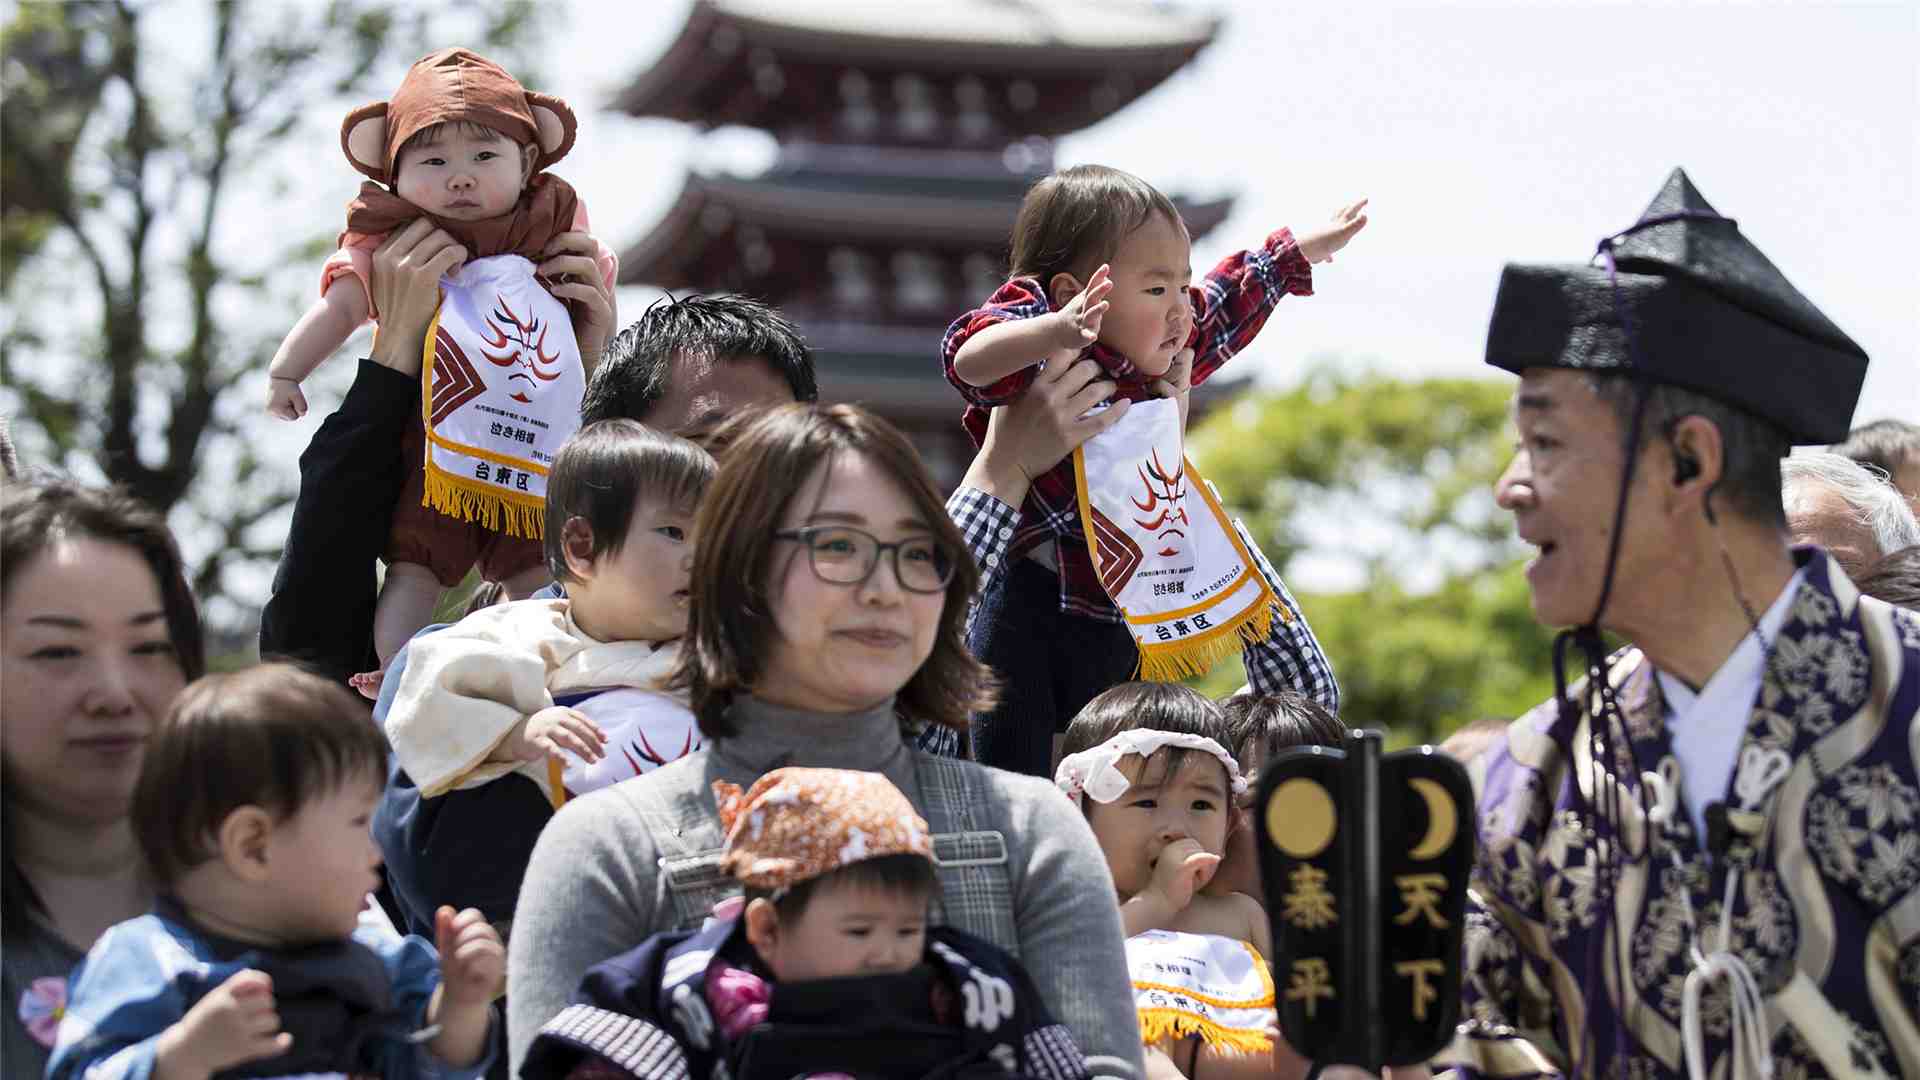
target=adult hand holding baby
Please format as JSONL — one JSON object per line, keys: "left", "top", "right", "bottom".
{"left": 537, "top": 231, "right": 617, "bottom": 373}
{"left": 965, "top": 355, "right": 1130, "bottom": 507}
{"left": 368, "top": 219, "right": 468, "bottom": 376}
{"left": 1151, "top": 346, "right": 1196, "bottom": 431}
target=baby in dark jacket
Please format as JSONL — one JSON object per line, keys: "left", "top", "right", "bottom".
{"left": 521, "top": 767, "right": 1091, "bottom": 1080}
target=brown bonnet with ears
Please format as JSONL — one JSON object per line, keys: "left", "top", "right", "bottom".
{"left": 340, "top": 47, "right": 576, "bottom": 186}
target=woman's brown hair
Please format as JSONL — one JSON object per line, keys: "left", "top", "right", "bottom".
{"left": 1008, "top": 163, "right": 1186, "bottom": 298}
{"left": 666, "top": 403, "right": 996, "bottom": 739}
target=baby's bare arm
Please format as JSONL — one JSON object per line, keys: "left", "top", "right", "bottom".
{"left": 1236, "top": 891, "right": 1272, "bottom": 960}
{"left": 953, "top": 312, "right": 1084, "bottom": 388}
{"left": 956, "top": 266, "right": 1113, "bottom": 387}
{"left": 268, "top": 283, "right": 372, "bottom": 384}
{"left": 1164, "top": 890, "right": 1265, "bottom": 944}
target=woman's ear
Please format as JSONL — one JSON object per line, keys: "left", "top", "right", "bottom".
{"left": 215, "top": 806, "right": 276, "bottom": 883}
{"left": 1048, "top": 271, "right": 1085, "bottom": 309}
{"left": 560, "top": 517, "right": 597, "bottom": 581}
{"left": 743, "top": 897, "right": 781, "bottom": 957}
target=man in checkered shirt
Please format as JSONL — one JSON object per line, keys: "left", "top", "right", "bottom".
{"left": 915, "top": 355, "right": 1340, "bottom": 761}
{"left": 939, "top": 165, "right": 1362, "bottom": 774}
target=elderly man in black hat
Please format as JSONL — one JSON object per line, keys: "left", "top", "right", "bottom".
{"left": 1439, "top": 170, "right": 1920, "bottom": 1079}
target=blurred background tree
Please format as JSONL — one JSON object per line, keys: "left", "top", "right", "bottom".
{"left": 0, "top": 0, "right": 535, "bottom": 630}
{"left": 1188, "top": 363, "right": 1558, "bottom": 744}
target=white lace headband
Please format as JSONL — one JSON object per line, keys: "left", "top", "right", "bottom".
{"left": 1053, "top": 730, "right": 1247, "bottom": 806}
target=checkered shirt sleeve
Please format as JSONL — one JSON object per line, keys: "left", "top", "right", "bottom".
{"left": 1233, "top": 515, "right": 1341, "bottom": 713}
{"left": 915, "top": 486, "right": 1023, "bottom": 758}
{"left": 942, "top": 278, "right": 1056, "bottom": 407}
{"left": 1186, "top": 227, "right": 1314, "bottom": 388}
{"left": 915, "top": 722, "right": 963, "bottom": 757}
{"left": 947, "top": 485, "right": 1022, "bottom": 605}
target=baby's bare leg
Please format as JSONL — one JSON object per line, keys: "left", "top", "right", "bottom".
{"left": 374, "top": 562, "right": 444, "bottom": 663}
{"left": 1195, "top": 1040, "right": 1308, "bottom": 1080}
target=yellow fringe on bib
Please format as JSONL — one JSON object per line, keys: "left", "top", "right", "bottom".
{"left": 421, "top": 468, "right": 547, "bottom": 538}
{"left": 1134, "top": 598, "right": 1275, "bottom": 682}
{"left": 1137, "top": 1008, "right": 1275, "bottom": 1055}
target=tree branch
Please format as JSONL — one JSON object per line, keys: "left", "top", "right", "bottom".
{"left": 160, "top": 0, "right": 241, "bottom": 511}
{"left": 190, "top": 486, "right": 296, "bottom": 600}
{"left": 97, "top": 0, "right": 162, "bottom": 501}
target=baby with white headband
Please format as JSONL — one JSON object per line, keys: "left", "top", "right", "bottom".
{"left": 1057, "top": 685, "right": 1428, "bottom": 1080}
{"left": 1055, "top": 683, "right": 1275, "bottom": 1078}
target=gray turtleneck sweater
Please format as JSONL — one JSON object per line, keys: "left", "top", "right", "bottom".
{"left": 505, "top": 696, "right": 1143, "bottom": 1078}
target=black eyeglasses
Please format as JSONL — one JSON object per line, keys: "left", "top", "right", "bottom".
{"left": 773, "top": 526, "right": 956, "bottom": 594}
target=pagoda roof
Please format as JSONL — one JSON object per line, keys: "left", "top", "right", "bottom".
{"left": 616, "top": 0, "right": 1220, "bottom": 135}
{"left": 619, "top": 168, "right": 1234, "bottom": 290}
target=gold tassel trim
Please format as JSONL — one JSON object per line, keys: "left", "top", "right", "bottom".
{"left": 1134, "top": 598, "right": 1275, "bottom": 682}
{"left": 547, "top": 758, "right": 569, "bottom": 810}
{"left": 421, "top": 468, "right": 547, "bottom": 538}
{"left": 1137, "top": 1009, "right": 1274, "bottom": 1055}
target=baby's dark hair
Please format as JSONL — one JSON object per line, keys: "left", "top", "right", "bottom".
{"left": 743, "top": 853, "right": 936, "bottom": 923}
{"left": 133, "top": 664, "right": 388, "bottom": 888}
{"left": 1220, "top": 691, "right": 1346, "bottom": 768}
{"left": 1059, "top": 682, "right": 1234, "bottom": 795}
{"left": 1008, "top": 164, "right": 1186, "bottom": 297}
{"left": 544, "top": 419, "right": 715, "bottom": 584}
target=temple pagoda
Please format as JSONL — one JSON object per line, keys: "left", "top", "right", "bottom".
{"left": 616, "top": 0, "right": 1233, "bottom": 484}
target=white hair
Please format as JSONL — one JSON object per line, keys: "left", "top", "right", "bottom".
{"left": 1782, "top": 449, "right": 1920, "bottom": 557}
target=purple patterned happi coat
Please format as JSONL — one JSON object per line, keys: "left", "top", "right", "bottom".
{"left": 1438, "top": 549, "right": 1920, "bottom": 1079}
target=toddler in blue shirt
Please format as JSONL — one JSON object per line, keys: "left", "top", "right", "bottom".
{"left": 47, "top": 664, "right": 504, "bottom": 1080}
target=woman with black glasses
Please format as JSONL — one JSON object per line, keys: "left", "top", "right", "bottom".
{"left": 504, "top": 403, "right": 1144, "bottom": 1078}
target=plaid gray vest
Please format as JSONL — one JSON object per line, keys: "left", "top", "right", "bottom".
{"left": 629, "top": 752, "right": 1021, "bottom": 954}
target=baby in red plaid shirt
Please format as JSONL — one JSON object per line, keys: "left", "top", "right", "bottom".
{"left": 942, "top": 164, "right": 1366, "bottom": 776}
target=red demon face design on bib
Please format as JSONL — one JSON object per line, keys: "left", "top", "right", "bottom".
{"left": 480, "top": 294, "right": 564, "bottom": 403}
{"left": 1132, "top": 448, "right": 1189, "bottom": 558}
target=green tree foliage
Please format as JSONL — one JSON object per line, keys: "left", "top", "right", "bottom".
{"left": 1, "top": 0, "right": 535, "bottom": 623}
{"left": 1188, "top": 365, "right": 1559, "bottom": 744}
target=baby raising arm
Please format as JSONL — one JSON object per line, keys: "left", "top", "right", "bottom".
{"left": 952, "top": 264, "right": 1113, "bottom": 388}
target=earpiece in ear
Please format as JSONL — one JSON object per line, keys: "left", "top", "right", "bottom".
{"left": 1673, "top": 454, "right": 1700, "bottom": 485}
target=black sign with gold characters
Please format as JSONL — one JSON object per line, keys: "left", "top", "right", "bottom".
{"left": 1253, "top": 729, "right": 1474, "bottom": 1070}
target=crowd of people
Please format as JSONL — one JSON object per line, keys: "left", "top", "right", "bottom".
{"left": 5, "top": 48, "right": 1919, "bottom": 1080}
